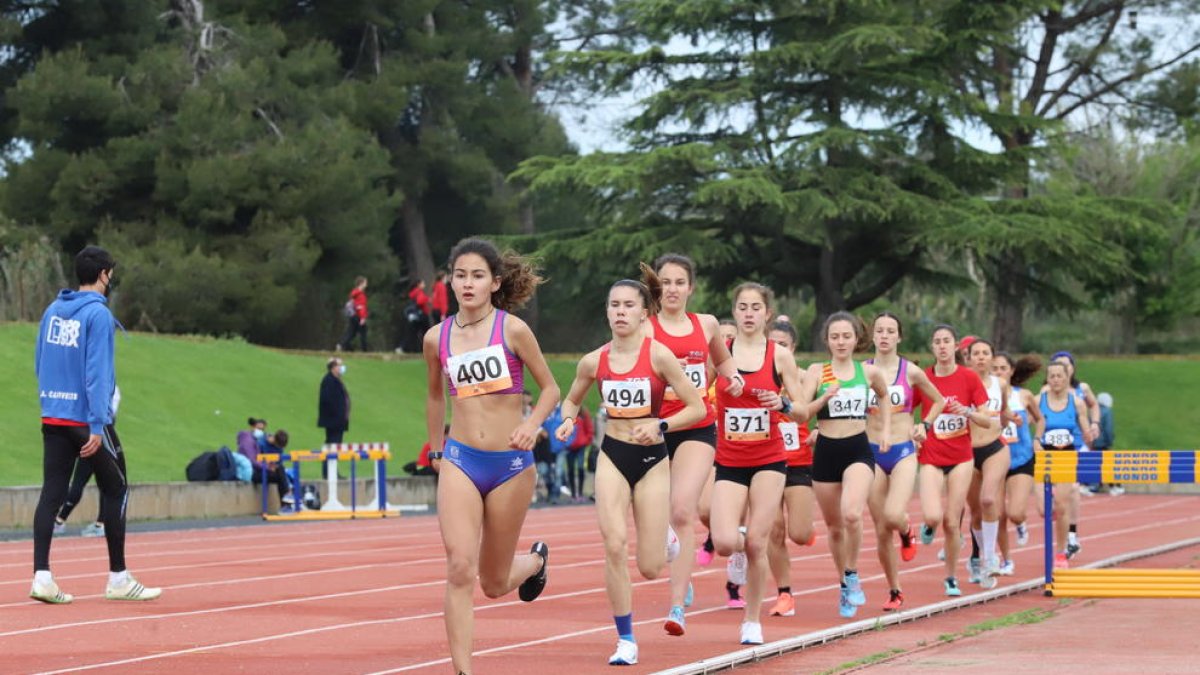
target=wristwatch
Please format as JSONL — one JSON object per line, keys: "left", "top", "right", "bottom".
{"left": 659, "top": 418, "right": 670, "bottom": 433}
{"left": 779, "top": 398, "right": 793, "bottom": 415}
{"left": 922, "top": 420, "right": 932, "bottom": 431}
{"left": 428, "top": 451, "right": 443, "bottom": 460}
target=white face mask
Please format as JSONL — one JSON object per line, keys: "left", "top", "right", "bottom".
{"left": 253, "top": 428, "right": 264, "bottom": 439}
{"left": 339, "top": 364, "right": 347, "bottom": 375}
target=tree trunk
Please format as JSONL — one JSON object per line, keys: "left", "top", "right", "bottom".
{"left": 517, "top": 195, "right": 539, "bottom": 330}
{"left": 990, "top": 250, "right": 1026, "bottom": 351}
{"left": 809, "top": 244, "right": 843, "bottom": 351}
{"left": 1112, "top": 286, "right": 1137, "bottom": 354}
{"left": 401, "top": 197, "right": 436, "bottom": 287}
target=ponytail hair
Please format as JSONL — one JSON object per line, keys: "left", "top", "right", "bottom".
{"left": 821, "top": 310, "right": 869, "bottom": 352}
{"left": 447, "top": 237, "right": 544, "bottom": 313}
{"left": 1011, "top": 354, "right": 1043, "bottom": 387}
{"left": 609, "top": 262, "right": 662, "bottom": 313}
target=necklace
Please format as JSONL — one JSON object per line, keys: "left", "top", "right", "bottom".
{"left": 455, "top": 306, "right": 494, "bottom": 329}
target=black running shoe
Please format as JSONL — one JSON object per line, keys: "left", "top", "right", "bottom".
{"left": 518, "top": 541, "right": 548, "bottom": 602}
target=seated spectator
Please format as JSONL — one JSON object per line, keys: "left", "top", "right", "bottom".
{"left": 406, "top": 426, "right": 447, "bottom": 476}
{"left": 237, "top": 419, "right": 294, "bottom": 508}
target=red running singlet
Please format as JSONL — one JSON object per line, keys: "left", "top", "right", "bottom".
{"left": 915, "top": 364, "right": 988, "bottom": 466}
{"left": 716, "top": 339, "right": 785, "bottom": 467}
{"left": 774, "top": 401, "right": 812, "bottom": 467}
{"left": 595, "top": 338, "right": 666, "bottom": 420}
{"left": 649, "top": 313, "right": 716, "bottom": 428}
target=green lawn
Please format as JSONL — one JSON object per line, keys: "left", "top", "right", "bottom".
{"left": 3, "top": 322, "right": 1196, "bottom": 486}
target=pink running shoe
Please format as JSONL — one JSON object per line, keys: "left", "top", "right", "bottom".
{"left": 695, "top": 546, "right": 714, "bottom": 567}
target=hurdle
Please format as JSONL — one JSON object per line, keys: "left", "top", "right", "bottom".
{"left": 258, "top": 442, "right": 403, "bottom": 521}
{"left": 1039, "top": 449, "right": 1200, "bottom": 598}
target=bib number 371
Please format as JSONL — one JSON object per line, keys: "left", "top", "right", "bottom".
{"left": 447, "top": 344, "right": 513, "bottom": 398}
{"left": 724, "top": 408, "right": 770, "bottom": 442}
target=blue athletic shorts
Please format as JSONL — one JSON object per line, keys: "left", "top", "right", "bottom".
{"left": 869, "top": 440, "right": 916, "bottom": 476}
{"left": 443, "top": 439, "right": 534, "bottom": 497}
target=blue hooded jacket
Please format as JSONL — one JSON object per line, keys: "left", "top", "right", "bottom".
{"left": 35, "top": 289, "right": 116, "bottom": 435}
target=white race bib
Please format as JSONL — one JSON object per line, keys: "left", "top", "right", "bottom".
{"left": 724, "top": 407, "right": 770, "bottom": 442}
{"left": 447, "top": 344, "right": 513, "bottom": 398}
{"left": 602, "top": 379, "right": 652, "bottom": 418}
{"left": 828, "top": 386, "right": 868, "bottom": 418}
{"left": 868, "top": 385, "right": 906, "bottom": 414}
{"left": 1043, "top": 429, "right": 1074, "bottom": 448}
{"left": 664, "top": 363, "right": 708, "bottom": 401}
{"left": 1002, "top": 422, "right": 1019, "bottom": 442}
{"left": 933, "top": 412, "right": 969, "bottom": 439}
{"left": 779, "top": 421, "right": 800, "bottom": 451}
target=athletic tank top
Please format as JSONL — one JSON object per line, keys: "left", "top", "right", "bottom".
{"left": 439, "top": 309, "right": 524, "bottom": 398}
{"left": 595, "top": 338, "right": 665, "bottom": 420}
{"left": 716, "top": 339, "right": 784, "bottom": 467}
{"left": 865, "top": 357, "right": 914, "bottom": 415}
{"left": 1039, "top": 391, "right": 1083, "bottom": 450}
{"left": 774, "top": 387, "right": 812, "bottom": 467}
{"left": 1004, "top": 387, "right": 1033, "bottom": 467}
{"left": 816, "top": 360, "right": 869, "bottom": 421}
{"left": 649, "top": 313, "right": 716, "bottom": 428}
{"left": 982, "top": 374, "right": 1004, "bottom": 417}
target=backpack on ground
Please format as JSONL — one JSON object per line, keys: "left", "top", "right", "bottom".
{"left": 186, "top": 451, "right": 218, "bottom": 481}
{"left": 215, "top": 446, "right": 239, "bottom": 481}
{"left": 231, "top": 451, "right": 253, "bottom": 482}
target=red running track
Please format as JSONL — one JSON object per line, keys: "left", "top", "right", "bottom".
{"left": 3, "top": 494, "right": 1199, "bottom": 674}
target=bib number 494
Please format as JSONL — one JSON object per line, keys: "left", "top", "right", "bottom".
{"left": 603, "top": 380, "right": 652, "bottom": 418}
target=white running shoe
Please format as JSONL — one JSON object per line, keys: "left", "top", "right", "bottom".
{"left": 80, "top": 522, "right": 105, "bottom": 538}
{"left": 608, "top": 639, "right": 638, "bottom": 665}
{"left": 726, "top": 551, "right": 748, "bottom": 586}
{"left": 52, "top": 520, "right": 66, "bottom": 535}
{"left": 999, "top": 559, "right": 1015, "bottom": 576}
{"left": 30, "top": 579, "right": 73, "bottom": 604}
{"left": 666, "top": 525, "right": 680, "bottom": 563}
{"left": 740, "top": 621, "right": 764, "bottom": 645}
{"left": 1015, "top": 523, "right": 1029, "bottom": 546}
{"left": 1109, "top": 485, "right": 1125, "bottom": 496}
{"left": 105, "top": 574, "right": 162, "bottom": 601}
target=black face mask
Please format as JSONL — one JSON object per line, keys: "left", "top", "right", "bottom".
{"left": 103, "top": 270, "right": 118, "bottom": 298}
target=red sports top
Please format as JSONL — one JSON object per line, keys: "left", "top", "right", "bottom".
{"left": 773, "top": 395, "right": 812, "bottom": 467}
{"left": 649, "top": 313, "right": 716, "bottom": 429}
{"left": 716, "top": 339, "right": 785, "bottom": 467}
{"left": 915, "top": 364, "right": 988, "bottom": 466}
{"left": 595, "top": 338, "right": 666, "bottom": 421}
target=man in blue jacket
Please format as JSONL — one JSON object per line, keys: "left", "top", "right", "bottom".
{"left": 32, "top": 245, "right": 160, "bottom": 604}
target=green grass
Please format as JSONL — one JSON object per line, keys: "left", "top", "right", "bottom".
{"left": 937, "top": 607, "right": 1057, "bottom": 644}
{"left": 3, "top": 322, "right": 1197, "bottom": 486}
{"left": 817, "top": 647, "right": 906, "bottom": 675}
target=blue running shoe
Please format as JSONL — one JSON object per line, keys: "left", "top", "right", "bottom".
{"left": 683, "top": 582, "right": 694, "bottom": 608}
{"left": 844, "top": 572, "right": 866, "bottom": 606}
{"left": 664, "top": 605, "right": 686, "bottom": 636}
{"left": 920, "top": 524, "right": 935, "bottom": 546}
{"left": 944, "top": 577, "right": 962, "bottom": 597}
{"left": 838, "top": 587, "right": 857, "bottom": 618}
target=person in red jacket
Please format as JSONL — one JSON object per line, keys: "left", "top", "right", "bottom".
{"left": 431, "top": 270, "right": 450, "bottom": 324}
{"left": 338, "top": 276, "right": 369, "bottom": 352}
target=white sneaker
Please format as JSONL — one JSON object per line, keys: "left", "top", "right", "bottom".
{"left": 726, "top": 552, "right": 747, "bottom": 586}
{"left": 608, "top": 638, "right": 638, "bottom": 665}
{"left": 740, "top": 621, "right": 763, "bottom": 645}
{"left": 666, "top": 525, "right": 680, "bottom": 563}
{"left": 281, "top": 491, "right": 296, "bottom": 506}
{"left": 999, "top": 559, "right": 1015, "bottom": 576}
{"left": 30, "top": 579, "right": 73, "bottom": 604}
{"left": 1109, "top": 485, "right": 1125, "bottom": 496}
{"left": 80, "top": 522, "right": 105, "bottom": 538}
{"left": 1015, "top": 523, "right": 1029, "bottom": 546}
{"left": 52, "top": 520, "right": 66, "bottom": 535}
{"left": 105, "top": 574, "right": 162, "bottom": 601}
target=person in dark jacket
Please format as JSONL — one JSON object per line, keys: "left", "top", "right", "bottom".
{"left": 318, "top": 357, "right": 351, "bottom": 477}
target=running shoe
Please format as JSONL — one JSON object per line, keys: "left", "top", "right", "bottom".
{"left": 52, "top": 520, "right": 66, "bottom": 535}
{"left": 666, "top": 525, "right": 680, "bottom": 563}
{"left": 899, "top": 525, "right": 917, "bottom": 562}
{"left": 944, "top": 577, "right": 962, "bottom": 597}
{"left": 1015, "top": 522, "right": 1029, "bottom": 546}
{"left": 608, "top": 639, "right": 638, "bottom": 666}
{"left": 844, "top": 571, "right": 866, "bottom": 606}
{"left": 978, "top": 569, "right": 998, "bottom": 590}
{"left": 838, "top": 587, "right": 857, "bottom": 618}
{"left": 920, "top": 524, "right": 936, "bottom": 545}
{"left": 740, "top": 621, "right": 764, "bottom": 645}
{"left": 1109, "top": 485, "right": 1125, "bottom": 496}
{"left": 999, "top": 559, "right": 1015, "bottom": 576}
{"left": 937, "top": 547, "right": 945, "bottom": 561}
{"left": 882, "top": 589, "right": 904, "bottom": 611}
{"left": 1078, "top": 484, "right": 1095, "bottom": 496}
{"left": 1066, "top": 541, "right": 1082, "bottom": 559}
{"left": 684, "top": 582, "right": 694, "bottom": 608}
{"left": 725, "top": 581, "right": 745, "bottom": 609}
{"left": 80, "top": 522, "right": 105, "bottom": 538}
{"left": 967, "top": 557, "right": 982, "bottom": 584}
{"left": 518, "top": 541, "right": 549, "bottom": 601}
{"left": 769, "top": 591, "right": 795, "bottom": 617}
{"left": 281, "top": 491, "right": 296, "bottom": 506}
{"left": 30, "top": 578, "right": 73, "bottom": 604}
{"left": 696, "top": 534, "right": 715, "bottom": 567}
{"left": 804, "top": 530, "right": 817, "bottom": 546}
{"left": 726, "top": 551, "right": 748, "bottom": 586}
{"left": 664, "top": 606, "right": 686, "bottom": 636}
{"left": 104, "top": 574, "right": 161, "bottom": 601}
{"left": 1054, "top": 553, "right": 1070, "bottom": 570}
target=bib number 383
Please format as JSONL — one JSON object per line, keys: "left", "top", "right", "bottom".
{"left": 447, "top": 344, "right": 513, "bottom": 398}
{"left": 603, "top": 379, "right": 652, "bottom": 418}
{"left": 1043, "top": 429, "right": 1074, "bottom": 448}
{"left": 724, "top": 408, "right": 770, "bottom": 442}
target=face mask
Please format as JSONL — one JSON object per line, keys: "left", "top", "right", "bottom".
{"left": 253, "top": 429, "right": 264, "bottom": 439}
{"left": 339, "top": 365, "right": 347, "bottom": 375}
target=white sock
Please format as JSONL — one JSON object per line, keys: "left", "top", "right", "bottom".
{"left": 109, "top": 571, "right": 130, "bottom": 587}
{"left": 1068, "top": 531, "right": 1079, "bottom": 546}
{"left": 982, "top": 520, "right": 998, "bottom": 564}
{"left": 35, "top": 570, "right": 53, "bottom": 585}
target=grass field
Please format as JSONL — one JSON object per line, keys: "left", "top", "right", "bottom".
{"left": 2, "top": 321, "right": 1196, "bottom": 486}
